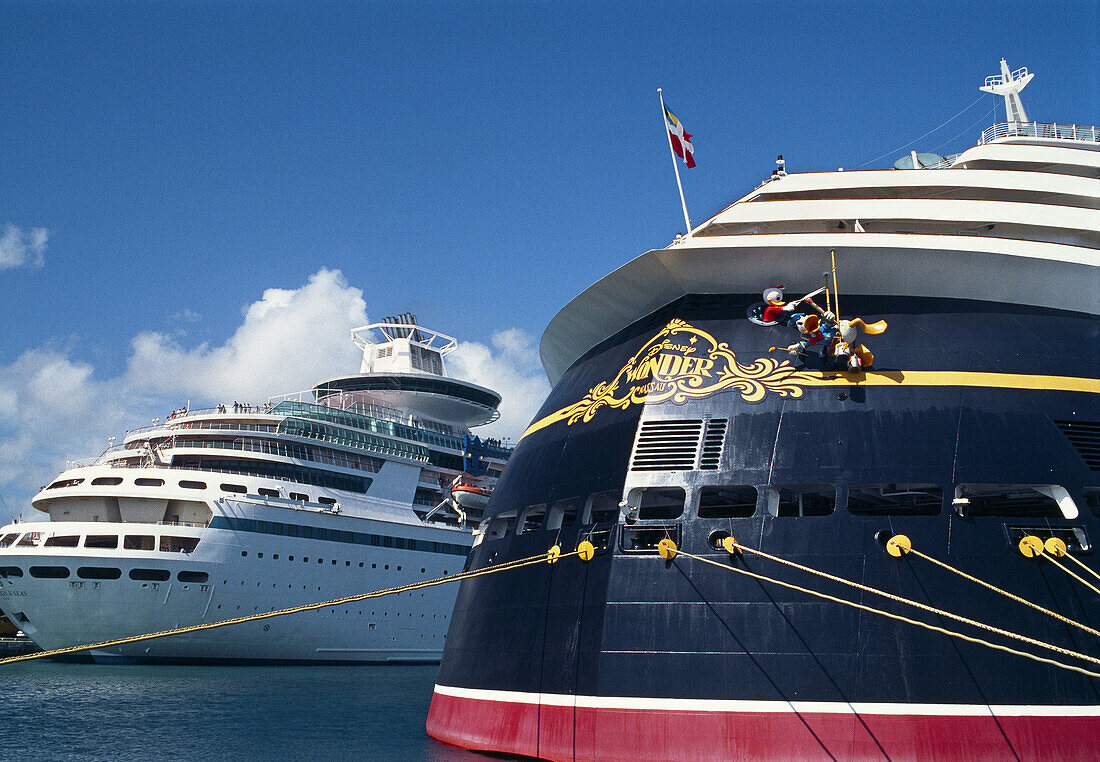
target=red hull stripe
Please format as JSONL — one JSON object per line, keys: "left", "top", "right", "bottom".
{"left": 427, "top": 685, "right": 1100, "bottom": 762}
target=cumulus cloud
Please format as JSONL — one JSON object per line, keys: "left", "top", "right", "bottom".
{"left": 0, "top": 266, "right": 549, "bottom": 519}
{"left": 448, "top": 328, "right": 551, "bottom": 442}
{"left": 126, "top": 268, "right": 366, "bottom": 401}
{"left": 0, "top": 224, "right": 48, "bottom": 270}
{"left": 0, "top": 349, "right": 137, "bottom": 504}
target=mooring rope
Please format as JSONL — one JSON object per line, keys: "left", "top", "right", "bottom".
{"left": 0, "top": 547, "right": 574, "bottom": 666}
{"left": 901, "top": 542, "right": 1100, "bottom": 639}
{"left": 670, "top": 545, "right": 1100, "bottom": 680}
{"left": 713, "top": 537, "right": 1100, "bottom": 668}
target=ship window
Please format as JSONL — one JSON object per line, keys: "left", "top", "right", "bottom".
{"left": 847, "top": 484, "right": 942, "bottom": 515}
{"left": 953, "top": 485, "right": 1063, "bottom": 518}
{"left": 78, "top": 566, "right": 122, "bottom": 580}
{"left": 91, "top": 476, "right": 123, "bottom": 486}
{"left": 583, "top": 491, "right": 621, "bottom": 524}
{"left": 47, "top": 478, "right": 84, "bottom": 489}
{"left": 129, "top": 568, "right": 171, "bottom": 581}
{"left": 486, "top": 510, "right": 516, "bottom": 540}
{"left": 29, "top": 565, "right": 70, "bottom": 579}
{"left": 178, "top": 571, "right": 209, "bottom": 583}
{"left": 547, "top": 498, "right": 581, "bottom": 530}
{"left": 697, "top": 486, "right": 757, "bottom": 518}
{"left": 0, "top": 566, "right": 23, "bottom": 578}
{"left": 17, "top": 533, "right": 43, "bottom": 547}
{"left": 84, "top": 535, "right": 119, "bottom": 549}
{"left": 0, "top": 533, "right": 18, "bottom": 548}
{"left": 633, "top": 487, "right": 686, "bottom": 520}
{"left": 767, "top": 485, "right": 835, "bottom": 517}
{"left": 44, "top": 535, "right": 80, "bottom": 548}
{"left": 160, "top": 536, "right": 199, "bottom": 553}
{"left": 135, "top": 478, "right": 164, "bottom": 487}
{"left": 519, "top": 504, "right": 547, "bottom": 534}
{"left": 220, "top": 483, "right": 247, "bottom": 494}
{"left": 290, "top": 492, "right": 309, "bottom": 502}
{"left": 179, "top": 480, "right": 207, "bottom": 490}
{"left": 258, "top": 488, "right": 279, "bottom": 498}
{"left": 318, "top": 497, "right": 337, "bottom": 506}
{"left": 124, "top": 535, "right": 155, "bottom": 550}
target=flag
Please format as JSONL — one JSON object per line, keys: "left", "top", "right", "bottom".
{"left": 664, "top": 105, "right": 695, "bottom": 168}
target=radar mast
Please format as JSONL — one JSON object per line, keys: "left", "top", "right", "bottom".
{"left": 980, "top": 58, "right": 1033, "bottom": 123}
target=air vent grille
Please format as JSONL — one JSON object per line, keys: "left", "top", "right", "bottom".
{"left": 630, "top": 418, "right": 728, "bottom": 471}
{"left": 1055, "top": 420, "right": 1100, "bottom": 471}
{"left": 699, "top": 419, "right": 727, "bottom": 470}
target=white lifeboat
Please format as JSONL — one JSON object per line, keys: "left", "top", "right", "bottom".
{"left": 451, "top": 477, "right": 491, "bottom": 511}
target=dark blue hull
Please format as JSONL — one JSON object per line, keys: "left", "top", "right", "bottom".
{"left": 429, "top": 295, "right": 1100, "bottom": 760}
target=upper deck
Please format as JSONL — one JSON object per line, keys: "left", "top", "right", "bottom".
{"left": 540, "top": 112, "right": 1100, "bottom": 383}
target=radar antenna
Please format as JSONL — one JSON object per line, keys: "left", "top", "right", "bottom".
{"left": 980, "top": 58, "right": 1033, "bottom": 123}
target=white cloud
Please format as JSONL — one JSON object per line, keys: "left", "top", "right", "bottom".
{"left": 125, "top": 268, "right": 366, "bottom": 401}
{"left": 0, "top": 267, "right": 550, "bottom": 519}
{"left": 448, "top": 328, "right": 551, "bottom": 442}
{"left": 0, "top": 224, "right": 48, "bottom": 270}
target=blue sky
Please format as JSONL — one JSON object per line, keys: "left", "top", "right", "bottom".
{"left": 0, "top": 1, "right": 1096, "bottom": 512}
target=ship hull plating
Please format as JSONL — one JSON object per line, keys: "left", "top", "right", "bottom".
{"left": 428, "top": 295, "right": 1100, "bottom": 760}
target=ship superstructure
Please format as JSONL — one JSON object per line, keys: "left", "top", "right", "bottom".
{"left": 0, "top": 315, "right": 512, "bottom": 663}
{"left": 427, "top": 62, "right": 1099, "bottom": 760}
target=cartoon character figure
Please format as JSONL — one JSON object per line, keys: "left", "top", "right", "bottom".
{"left": 827, "top": 318, "right": 888, "bottom": 370}
{"left": 784, "top": 312, "right": 834, "bottom": 356}
{"left": 750, "top": 285, "right": 829, "bottom": 327}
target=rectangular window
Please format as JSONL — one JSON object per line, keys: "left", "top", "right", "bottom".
{"left": 220, "top": 483, "right": 247, "bottom": 494}
{"left": 486, "top": 510, "right": 516, "bottom": 540}
{"left": 847, "top": 484, "right": 942, "bottom": 515}
{"left": 634, "top": 487, "right": 686, "bottom": 520}
{"left": 124, "top": 535, "right": 155, "bottom": 550}
{"left": 290, "top": 492, "right": 309, "bottom": 502}
{"left": 135, "top": 478, "right": 164, "bottom": 487}
{"left": 179, "top": 480, "right": 207, "bottom": 490}
{"left": 84, "top": 535, "right": 119, "bottom": 549}
{"left": 547, "top": 498, "right": 581, "bottom": 530}
{"left": 44, "top": 535, "right": 80, "bottom": 548}
{"left": 160, "top": 536, "right": 200, "bottom": 553}
{"left": 519, "top": 504, "right": 547, "bottom": 533}
{"left": 768, "top": 485, "right": 835, "bottom": 517}
{"left": 0, "top": 533, "right": 19, "bottom": 548}
{"left": 16, "top": 533, "right": 43, "bottom": 547}
{"left": 954, "top": 485, "right": 1064, "bottom": 518}
{"left": 697, "top": 486, "right": 757, "bottom": 518}
{"left": 258, "top": 488, "right": 279, "bottom": 498}
{"left": 584, "top": 491, "right": 620, "bottom": 524}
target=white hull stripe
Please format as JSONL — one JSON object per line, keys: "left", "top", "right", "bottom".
{"left": 433, "top": 684, "right": 1100, "bottom": 717}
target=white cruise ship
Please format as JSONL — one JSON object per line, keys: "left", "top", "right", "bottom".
{"left": 0, "top": 315, "right": 512, "bottom": 664}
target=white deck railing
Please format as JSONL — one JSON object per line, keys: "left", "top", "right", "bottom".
{"left": 980, "top": 121, "right": 1098, "bottom": 144}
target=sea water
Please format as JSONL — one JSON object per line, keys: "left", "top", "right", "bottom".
{"left": 4, "top": 662, "right": 497, "bottom": 761}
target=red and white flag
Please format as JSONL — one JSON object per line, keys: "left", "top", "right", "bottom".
{"left": 663, "top": 105, "right": 695, "bottom": 168}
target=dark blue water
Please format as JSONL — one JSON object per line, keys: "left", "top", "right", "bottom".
{"left": 5, "top": 662, "right": 504, "bottom": 761}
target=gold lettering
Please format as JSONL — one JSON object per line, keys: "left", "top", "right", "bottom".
{"left": 695, "top": 359, "right": 714, "bottom": 377}
{"left": 656, "top": 353, "right": 683, "bottom": 377}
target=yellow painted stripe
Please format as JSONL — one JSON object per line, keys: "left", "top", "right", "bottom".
{"left": 519, "top": 370, "right": 1100, "bottom": 441}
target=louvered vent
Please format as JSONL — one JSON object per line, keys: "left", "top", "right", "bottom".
{"left": 1055, "top": 420, "right": 1100, "bottom": 471}
{"left": 630, "top": 418, "right": 728, "bottom": 471}
{"left": 699, "top": 419, "right": 727, "bottom": 470}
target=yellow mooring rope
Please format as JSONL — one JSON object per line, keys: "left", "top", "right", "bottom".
{"left": 0, "top": 547, "right": 574, "bottom": 667}
{"left": 715, "top": 538, "right": 1100, "bottom": 668}
{"left": 666, "top": 541, "right": 1100, "bottom": 679}
{"left": 899, "top": 542, "right": 1100, "bottom": 640}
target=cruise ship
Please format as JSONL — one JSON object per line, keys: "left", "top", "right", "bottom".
{"left": 0, "top": 315, "right": 511, "bottom": 663}
{"left": 427, "top": 61, "right": 1099, "bottom": 760}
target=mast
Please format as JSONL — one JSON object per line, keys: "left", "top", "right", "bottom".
{"left": 980, "top": 58, "right": 1033, "bottom": 124}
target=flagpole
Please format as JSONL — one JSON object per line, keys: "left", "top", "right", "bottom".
{"left": 658, "top": 88, "right": 692, "bottom": 237}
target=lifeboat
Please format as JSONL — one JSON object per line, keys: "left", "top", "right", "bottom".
{"left": 450, "top": 478, "right": 491, "bottom": 511}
